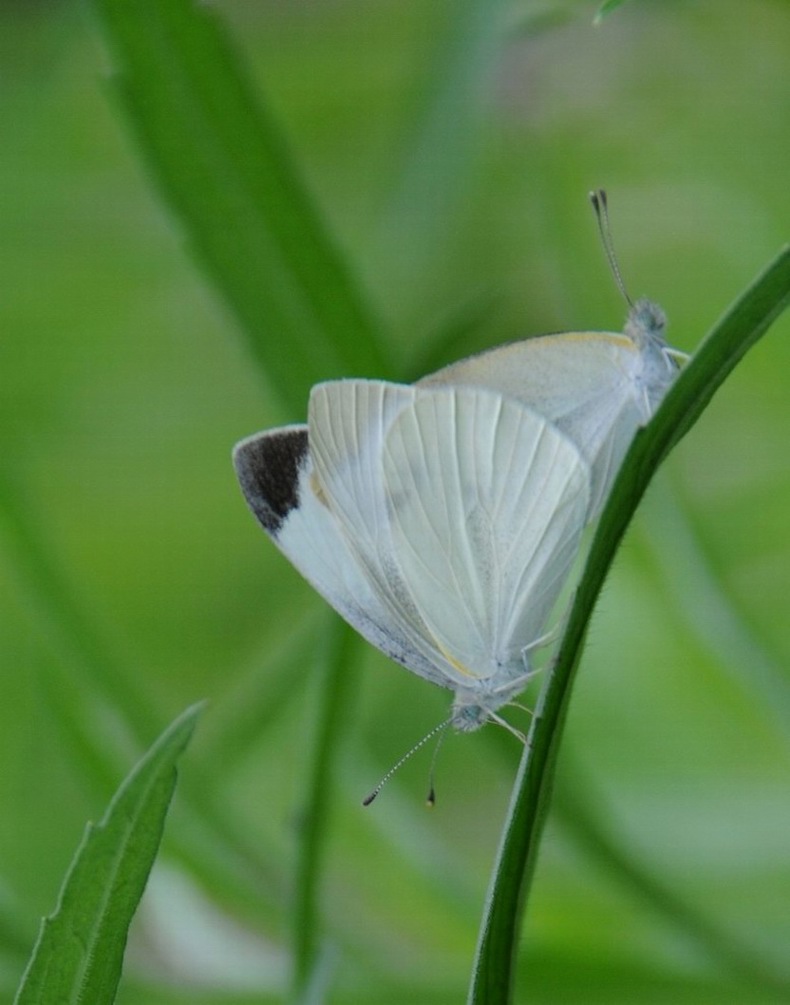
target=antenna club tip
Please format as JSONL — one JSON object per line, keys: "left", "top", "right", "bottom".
{"left": 589, "top": 188, "right": 634, "bottom": 308}
{"left": 361, "top": 717, "right": 451, "bottom": 807}
{"left": 589, "top": 188, "right": 608, "bottom": 210}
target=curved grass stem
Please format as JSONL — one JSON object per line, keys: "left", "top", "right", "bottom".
{"left": 468, "top": 245, "right": 790, "bottom": 1004}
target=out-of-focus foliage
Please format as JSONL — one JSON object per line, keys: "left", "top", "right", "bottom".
{"left": 1, "top": 0, "right": 788, "bottom": 1001}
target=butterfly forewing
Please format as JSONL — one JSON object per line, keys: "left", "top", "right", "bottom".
{"left": 233, "top": 426, "right": 448, "bottom": 685}
{"left": 308, "top": 380, "right": 461, "bottom": 686}
{"left": 308, "top": 380, "right": 413, "bottom": 561}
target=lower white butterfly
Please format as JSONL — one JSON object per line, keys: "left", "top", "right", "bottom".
{"left": 234, "top": 380, "right": 591, "bottom": 734}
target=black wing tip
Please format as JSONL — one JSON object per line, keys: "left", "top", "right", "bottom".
{"left": 233, "top": 427, "right": 310, "bottom": 536}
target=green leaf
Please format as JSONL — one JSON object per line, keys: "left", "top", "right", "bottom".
{"left": 468, "top": 245, "right": 790, "bottom": 1004}
{"left": 90, "top": 0, "right": 390, "bottom": 412}
{"left": 14, "top": 704, "right": 202, "bottom": 1005}
{"left": 594, "top": 0, "right": 635, "bottom": 25}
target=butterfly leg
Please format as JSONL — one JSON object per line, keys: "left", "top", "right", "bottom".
{"left": 665, "top": 346, "right": 690, "bottom": 367}
{"left": 487, "top": 710, "right": 526, "bottom": 744}
{"left": 521, "top": 624, "right": 561, "bottom": 659}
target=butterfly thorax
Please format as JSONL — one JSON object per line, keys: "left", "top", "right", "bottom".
{"left": 624, "top": 298, "right": 677, "bottom": 416}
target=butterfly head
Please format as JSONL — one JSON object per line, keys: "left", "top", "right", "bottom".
{"left": 450, "top": 676, "right": 524, "bottom": 733}
{"left": 625, "top": 298, "right": 667, "bottom": 349}
{"left": 450, "top": 701, "right": 490, "bottom": 733}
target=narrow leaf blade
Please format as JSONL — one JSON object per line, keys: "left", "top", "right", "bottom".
{"left": 14, "top": 704, "right": 202, "bottom": 1005}
{"left": 90, "top": 0, "right": 389, "bottom": 409}
{"left": 469, "top": 246, "right": 790, "bottom": 1004}
{"left": 292, "top": 620, "right": 362, "bottom": 1001}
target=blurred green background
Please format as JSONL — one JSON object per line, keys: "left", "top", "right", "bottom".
{"left": 1, "top": 0, "right": 789, "bottom": 1001}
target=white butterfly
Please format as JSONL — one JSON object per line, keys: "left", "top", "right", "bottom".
{"left": 234, "top": 380, "right": 591, "bottom": 733}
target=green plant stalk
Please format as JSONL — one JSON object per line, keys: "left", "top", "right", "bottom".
{"left": 292, "top": 619, "right": 362, "bottom": 1003}
{"left": 468, "top": 245, "right": 790, "bottom": 1004}
{"left": 480, "top": 716, "right": 787, "bottom": 988}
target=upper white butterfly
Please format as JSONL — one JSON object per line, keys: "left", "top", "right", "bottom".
{"left": 421, "top": 296, "right": 680, "bottom": 519}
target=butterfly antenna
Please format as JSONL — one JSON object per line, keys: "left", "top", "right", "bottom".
{"left": 363, "top": 718, "right": 452, "bottom": 806}
{"left": 425, "top": 725, "right": 451, "bottom": 807}
{"left": 590, "top": 189, "right": 633, "bottom": 309}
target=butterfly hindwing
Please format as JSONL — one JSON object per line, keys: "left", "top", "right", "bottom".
{"left": 381, "top": 386, "right": 591, "bottom": 681}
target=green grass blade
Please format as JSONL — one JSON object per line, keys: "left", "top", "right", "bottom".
{"left": 468, "top": 244, "right": 790, "bottom": 1004}
{"left": 380, "top": 0, "right": 507, "bottom": 271}
{"left": 292, "top": 620, "right": 362, "bottom": 1002}
{"left": 0, "top": 469, "right": 152, "bottom": 744}
{"left": 0, "top": 470, "right": 281, "bottom": 921}
{"left": 38, "top": 649, "right": 283, "bottom": 927}
{"left": 197, "top": 610, "right": 320, "bottom": 774}
{"left": 89, "top": 0, "right": 389, "bottom": 410}
{"left": 481, "top": 722, "right": 789, "bottom": 991}
{"left": 641, "top": 479, "right": 790, "bottom": 739}
{"left": 554, "top": 764, "right": 790, "bottom": 989}
{"left": 13, "top": 704, "right": 202, "bottom": 1005}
